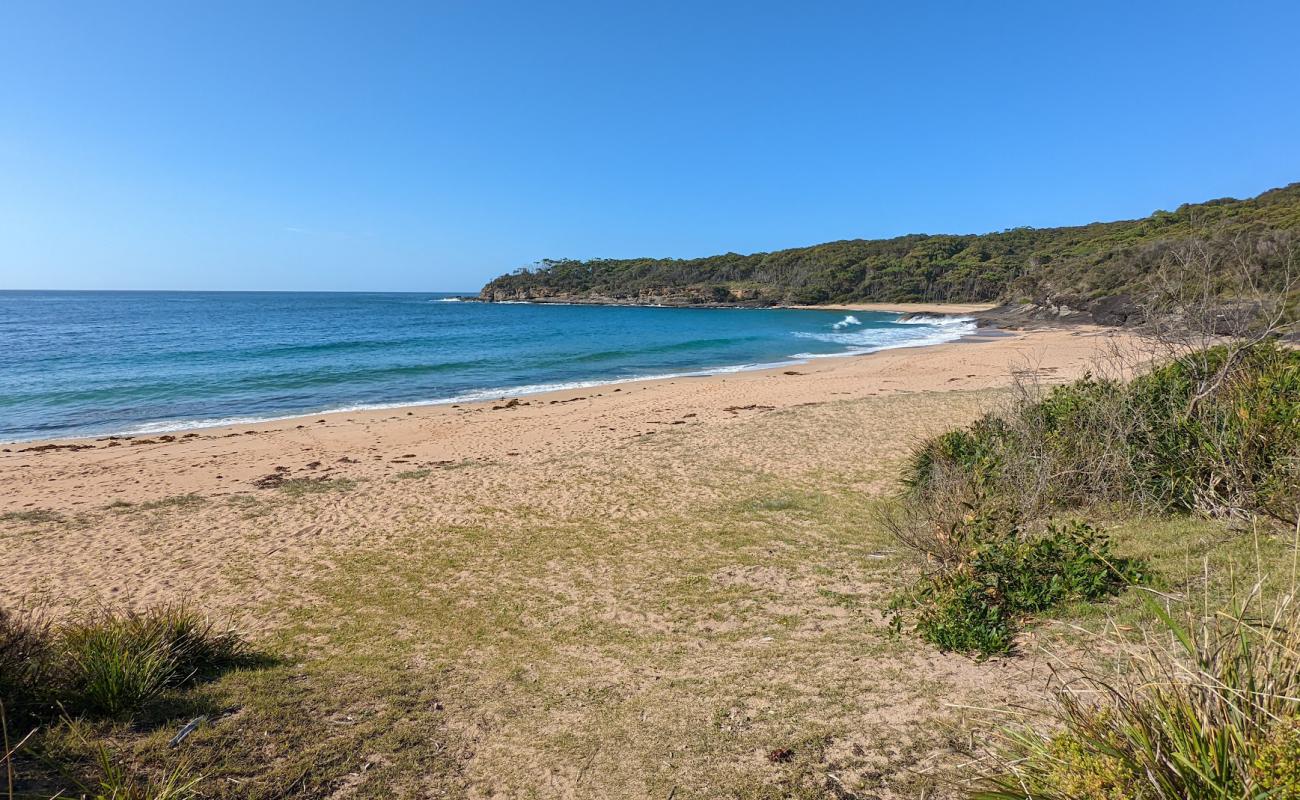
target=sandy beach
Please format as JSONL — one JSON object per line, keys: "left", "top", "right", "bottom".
{"left": 3, "top": 320, "right": 1124, "bottom": 613}
{"left": 1, "top": 318, "right": 1142, "bottom": 797}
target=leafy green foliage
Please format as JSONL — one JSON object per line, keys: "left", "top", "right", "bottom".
{"left": 893, "top": 518, "right": 1145, "bottom": 656}
{"left": 1125, "top": 343, "right": 1300, "bottom": 519}
{"left": 906, "top": 342, "right": 1300, "bottom": 521}
{"left": 1252, "top": 719, "right": 1300, "bottom": 800}
{"left": 480, "top": 183, "right": 1300, "bottom": 306}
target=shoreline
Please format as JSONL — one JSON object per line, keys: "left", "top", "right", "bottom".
{"left": 0, "top": 323, "right": 1129, "bottom": 517}
{"left": 1, "top": 303, "right": 990, "bottom": 446}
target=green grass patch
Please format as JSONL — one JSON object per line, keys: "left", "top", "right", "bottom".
{"left": 278, "top": 477, "right": 357, "bottom": 497}
{"left": 137, "top": 494, "right": 207, "bottom": 512}
{"left": 0, "top": 508, "right": 64, "bottom": 524}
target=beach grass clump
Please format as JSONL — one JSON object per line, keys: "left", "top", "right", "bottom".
{"left": 60, "top": 606, "right": 253, "bottom": 717}
{"left": 61, "top": 620, "right": 180, "bottom": 717}
{"left": 2, "top": 605, "right": 259, "bottom": 797}
{"left": 891, "top": 517, "right": 1145, "bottom": 656}
{"left": 136, "top": 494, "right": 207, "bottom": 512}
{"left": 904, "top": 341, "right": 1300, "bottom": 523}
{"left": 2, "top": 604, "right": 254, "bottom": 721}
{"left": 0, "top": 606, "right": 57, "bottom": 717}
{"left": 91, "top": 605, "right": 251, "bottom": 681}
{"left": 0, "top": 508, "right": 65, "bottom": 524}
{"left": 977, "top": 592, "right": 1300, "bottom": 799}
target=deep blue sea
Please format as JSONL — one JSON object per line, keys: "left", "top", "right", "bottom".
{"left": 0, "top": 291, "right": 975, "bottom": 441}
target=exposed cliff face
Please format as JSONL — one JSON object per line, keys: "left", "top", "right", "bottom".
{"left": 1017, "top": 292, "right": 1142, "bottom": 326}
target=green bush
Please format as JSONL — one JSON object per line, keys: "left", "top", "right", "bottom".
{"left": 1252, "top": 718, "right": 1300, "bottom": 800}
{"left": 905, "top": 342, "right": 1300, "bottom": 522}
{"left": 1126, "top": 342, "right": 1300, "bottom": 520}
{"left": 1030, "top": 719, "right": 1143, "bottom": 800}
{"left": 895, "top": 519, "right": 1144, "bottom": 656}
{"left": 905, "top": 567, "right": 1016, "bottom": 655}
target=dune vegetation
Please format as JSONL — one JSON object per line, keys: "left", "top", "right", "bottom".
{"left": 883, "top": 242, "right": 1299, "bottom": 796}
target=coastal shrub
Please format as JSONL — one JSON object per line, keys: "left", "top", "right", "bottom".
{"left": 977, "top": 592, "right": 1300, "bottom": 799}
{"left": 892, "top": 518, "right": 1145, "bottom": 656}
{"left": 903, "top": 342, "right": 1300, "bottom": 523}
{"left": 1124, "top": 342, "right": 1300, "bottom": 520}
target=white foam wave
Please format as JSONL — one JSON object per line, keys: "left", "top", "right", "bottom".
{"left": 790, "top": 314, "right": 976, "bottom": 359}
{"left": 895, "top": 314, "right": 974, "bottom": 326}
{"left": 832, "top": 315, "right": 861, "bottom": 330}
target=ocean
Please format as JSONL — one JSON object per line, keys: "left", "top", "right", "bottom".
{"left": 0, "top": 291, "right": 975, "bottom": 441}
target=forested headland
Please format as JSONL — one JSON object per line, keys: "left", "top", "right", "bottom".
{"left": 479, "top": 183, "right": 1300, "bottom": 323}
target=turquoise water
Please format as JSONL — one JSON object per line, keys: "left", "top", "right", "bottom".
{"left": 0, "top": 291, "right": 974, "bottom": 441}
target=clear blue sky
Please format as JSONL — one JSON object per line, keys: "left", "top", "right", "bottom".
{"left": 2, "top": 1, "right": 1298, "bottom": 291}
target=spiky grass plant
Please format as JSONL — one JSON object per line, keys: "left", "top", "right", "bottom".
{"left": 0, "top": 608, "right": 54, "bottom": 720}
{"left": 113, "top": 605, "right": 251, "bottom": 681}
{"left": 58, "top": 605, "right": 250, "bottom": 717}
{"left": 977, "top": 587, "right": 1300, "bottom": 799}
{"left": 61, "top": 621, "right": 179, "bottom": 718}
